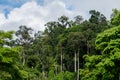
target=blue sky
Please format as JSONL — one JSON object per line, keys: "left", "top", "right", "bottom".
{"left": 0, "top": 0, "right": 23, "bottom": 7}
{"left": 0, "top": 0, "right": 25, "bottom": 18}
{"left": 0, "top": 0, "right": 120, "bottom": 31}
{"left": 0, "top": 0, "right": 44, "bottom": 17}
{"left": 0, "top": 0, "right": 44, "bottom": 7}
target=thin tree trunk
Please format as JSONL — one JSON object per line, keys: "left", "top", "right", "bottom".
{"left": 42, "top": 64, "right": 46, "bottom": 79}
{"left": 22, "top": 51, "right": 25, "bottom": 66}
{"left": 77, "top": 49, "right": 80, "bottom": 80}
{"left": 55, "top": 65, "right": 57, "bottom": 75}
{"left": 42, "top": 71, "right": 45, "bottom": 79}
{"left": 74, "top": 50, "right": 77, "bottom": 72}
{"left": 61, "top": 47, "right": 63, "bottom": 72}
{"left": 87, "top": 40, "right": 89, "bottom": 54}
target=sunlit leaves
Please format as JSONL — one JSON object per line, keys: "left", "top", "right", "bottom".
{"left": 81, "top": 25, "right": 120, "bottom": 80}
{"left": 0, "top": 31, "right": 27, "bottom": 80}
{"left": 96, "top": 25, "right": 120, "bottom": 54}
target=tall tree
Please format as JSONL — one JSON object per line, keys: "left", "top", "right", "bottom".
{"left": 74, "top": 15, "right": 83, "bottom": 25}
{"left": 15, "top": 25, "right": 33, "bottom": 66}
{"left": 67, "top": 32, "right": 85, "bottom": 79}
{"left": 79, "top": 10, "right": 108, "bottom": 55}
{"left": 57, "top": 35, "right": 67, "bottom": 72}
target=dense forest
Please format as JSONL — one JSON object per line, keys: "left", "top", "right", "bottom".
{"left": 0, "top": 9, "right": 120, "bottom": 80}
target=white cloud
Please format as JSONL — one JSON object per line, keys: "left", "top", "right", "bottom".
{"left": 62, "top": 0, "right": 120, "bottom": 19}
{"left": 0, "top": 13, "right": 6, "bottom": 24}
{"left": 0, "top": 1, "right": 80, "bottom": 32}
{"left": 1, "top": 0, "right": 120, "bottom": 32}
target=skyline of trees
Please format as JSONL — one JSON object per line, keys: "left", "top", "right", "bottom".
{"left": 0, "top": 9, "right": 120, "bottom": 80}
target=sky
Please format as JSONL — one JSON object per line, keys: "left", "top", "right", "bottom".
{"left": 0, "top": 0, "right": 120, "bottom": 32}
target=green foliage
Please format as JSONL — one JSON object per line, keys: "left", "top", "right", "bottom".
{"left": 96, "top": 25, "right": 120, "bottom": 53}
{"left": 0, "top": 30, "right": 14, "bottom": 46}
{"left": 0, "top": 31, "right": 28, "bottom": 80}
{"left": 19, "top": 70, "right": 28, "bottom": 79}
{"left": 81, "top": 25, "right": 120, "bottom": 80}
{"left": 0, "top": 10, "right": 114, "bottom": 80}
{"left": 111, "top": 9, "right": 120, "bottom": 26}
{"left": 47, "top": 71, "right": 75, "bottom": 80}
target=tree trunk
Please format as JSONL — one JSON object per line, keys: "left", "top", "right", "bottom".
{"left": 74, "top": 50, "right": 77, "bottom": 72}
{"left": 87, "top": 40, "right": 89, "bottom": 54}
{"left": 77, "top": 49, "right": 80, "bottom": 80}
{"left": 61, "top": 48, "right": 63, "bottom": 72}
{"left": 22, "top": 51, "right": 25, "bottom": 66}
{"left": 42, "top": 64, "right": 46, "bottom": 79}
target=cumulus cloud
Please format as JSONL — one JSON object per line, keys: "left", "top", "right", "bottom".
{"left": 0, "top": 0, "right": 80, "bottom": 31}
{"left": 63, "top": 0, "right": 120, "bottom": 19}
{"left": 0, "top": 13, "right": 6, "bottom": 24}
{"left": 1, "top": 0, "right": 120, "bottom": 32}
